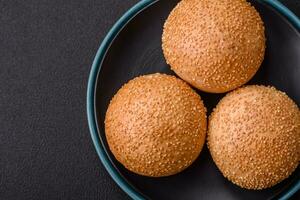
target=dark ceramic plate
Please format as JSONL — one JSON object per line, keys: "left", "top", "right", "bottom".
{"left": 87, "top": 0, "right": 300, "bottom": 199}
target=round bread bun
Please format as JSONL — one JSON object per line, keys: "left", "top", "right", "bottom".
{"left": 208, "top": 85, "right": 300, "bottom": 189}
{"left": 105, "top": 73, "right": 207, "bottom": 177}
{"left": 162, "top": 0, "right": 266, "bottom": 93}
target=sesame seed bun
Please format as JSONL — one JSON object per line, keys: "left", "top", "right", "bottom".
{"left": 105, "top": 73, "right": 207, "bottom": 177}
{"left": 162, "top": 0, "right": 266, "bottom": 93}
{"left": 208, "top": 85, "right": 300, "bottom": 189}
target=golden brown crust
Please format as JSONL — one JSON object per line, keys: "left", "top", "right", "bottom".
{"left": 208, "top": 85, "right": 300, "bottom": 189}
{"left": 105, "top": 73, "right": 207, "bottom": 177}
{"left": 162, "top": 0, "right": 266, "bottom": 93}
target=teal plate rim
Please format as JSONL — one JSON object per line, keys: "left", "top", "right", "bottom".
{"left": 87, "top": 0, "right": 300, "bottom": 199}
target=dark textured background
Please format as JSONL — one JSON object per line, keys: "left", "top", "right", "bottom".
{"left": 0, "top": 0, "right": 299, "bottom": 200}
